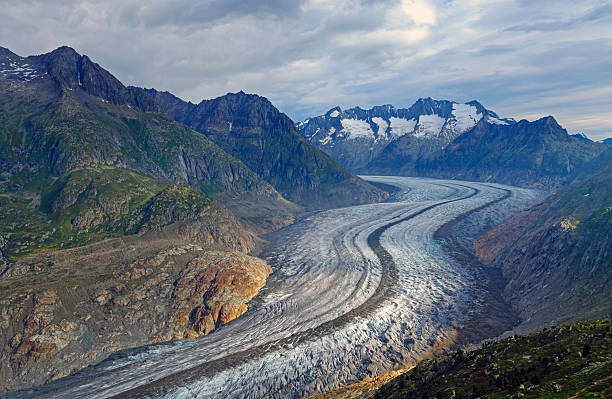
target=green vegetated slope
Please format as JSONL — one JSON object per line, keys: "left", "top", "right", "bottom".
{"left": 375, "top": 320, "right": 612, "bottom": 399}
{"left": 475, "top": 164, "right": 612, "bottom": 331}
{"left": 0, "top": 167, "right": 212, "bottom": 260}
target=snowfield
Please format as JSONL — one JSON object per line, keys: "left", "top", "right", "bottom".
{"left": 22, "top": 177, "right": 542, "bottom": 399}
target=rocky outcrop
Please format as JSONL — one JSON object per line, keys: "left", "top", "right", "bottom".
{"left": 0, "top": 237, "right": 271, "bottom": 393}
{"left": 165, "top": 251, "right": 271, "bottom": 340}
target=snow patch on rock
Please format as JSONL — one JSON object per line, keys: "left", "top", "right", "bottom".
{"left": 487, "top": 116, "right": 510, "bottom": 125}
{"left": 389, "top": 117, "right": 417, "bottom": 137}
{"left": 371, "top": 117, "right": 389, "bottom": 138}
{"left": 341, "top": 118, "right": 374, "bottom": 139}
{"left": 451, "top": 103, "right": 482, "bottom": 132}
{"left": 414, "top": 114, "right": 446, "bottom": 137}
{"left": 0, "top": 59, "right": 42, "bottom": 82}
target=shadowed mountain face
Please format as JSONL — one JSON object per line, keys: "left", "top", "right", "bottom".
{"left": 300, "top": 99, "right": 610, "bottom": 191}
{"left": 475, "top": 163, "right": 612, "bottom": 332}
{"left": 411, "top": 116, "right": 612, "bottom": 191}
{"left": 139, "top": 88, "right": 388, "bottom": 209}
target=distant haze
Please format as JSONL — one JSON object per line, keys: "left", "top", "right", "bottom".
{"left": 1, "top": 0, "right": 611, "bottom": 140}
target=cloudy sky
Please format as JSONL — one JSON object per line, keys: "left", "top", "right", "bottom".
{"left": 2, "top": 0, "right": 611, "bottom": 140}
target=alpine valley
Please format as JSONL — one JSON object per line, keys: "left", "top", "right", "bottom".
{"left": 0, "top": 44, "right": 611, "bottom": 399}
{"left": 0, "top": 45, "right": 385, "bottom": 393}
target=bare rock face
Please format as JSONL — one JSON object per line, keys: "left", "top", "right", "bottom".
{"left": 174, "top": 205, "right": 256, "bottom": 253}
{"left": 138, "top": 88, "right": 389, "bottom": 210}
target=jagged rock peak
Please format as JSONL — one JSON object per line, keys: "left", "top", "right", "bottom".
{"left": 0, "top": 45, "right": 162, "bottom": 112}
{"left": 571, "top": 132, "right": 590, "bottom": 141}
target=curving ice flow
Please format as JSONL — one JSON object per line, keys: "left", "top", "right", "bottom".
{"left": 13, "top": 177, "right": 543, "bottom": 399}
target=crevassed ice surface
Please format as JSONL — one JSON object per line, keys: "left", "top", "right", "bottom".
{"left": 18, "top": 177, "right": 542, "bottom": 399}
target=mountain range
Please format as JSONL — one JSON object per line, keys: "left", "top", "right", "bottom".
{"left": 299, "top": 99, "right": 512, "bottom": 171}
{"left": 299, "top": 100, "right": 612, "bottom": 190}
{"left": 137, "top": 88, "right": 386, "bottom": 208}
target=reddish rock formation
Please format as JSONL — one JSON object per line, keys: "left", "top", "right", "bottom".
{"left": 166, "top": 251, "right": 272, "bottom": 340}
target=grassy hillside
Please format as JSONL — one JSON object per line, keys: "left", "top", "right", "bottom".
{"left": 0, "top": 167, "right": 214, "bottom": 260}
{"left": 375, "top": 320, "right": 612, "bottom": 399}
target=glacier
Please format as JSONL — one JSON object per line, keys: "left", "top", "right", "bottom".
{"left": 16, "top": 177, "right": 542, "bottom": 399}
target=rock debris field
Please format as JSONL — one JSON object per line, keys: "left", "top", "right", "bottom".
{"left": 9, "top": 177, "right": 542, "bottom": 399}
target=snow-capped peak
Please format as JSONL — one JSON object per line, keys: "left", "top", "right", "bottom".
{"left": 297, "top": 99, "right": 508, "bottom": 147}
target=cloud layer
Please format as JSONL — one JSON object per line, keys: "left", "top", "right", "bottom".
{"left": 1, "top": 0, "right": 611, "bottom": 139}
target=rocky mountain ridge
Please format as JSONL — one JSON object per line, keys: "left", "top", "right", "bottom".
{"left": 298, "top": 98, "right": 511, "bottom": 171}
{"left": 0, "top": 46, "right": 161, "bottom": 112}
{"left": 300, "top": 99, "right": 611, "bottom": 191}
{"left": 138, "top": 88, "right": 388, "bottom": 209}
{"left": 410, "top": 115, "right": 612, "bottom": 190}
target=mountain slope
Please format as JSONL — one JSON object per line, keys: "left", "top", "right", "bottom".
{"left": 297, "top": 98, "right": 510, "bottom": 171}
{"left": 0, "top": 46, "right": 295, "bottom": 231}
{"left": 300, "top": 99, "right": 610, "bottom": 191}
{"left": 0, "top": 46, "right": 287, "bottom": 392}
{"left": 412, "top": 116, "right": 611, "bottom": 190}
{"left": 475, "top": 163, "right": 612, "bottom": 332}
{"left": 374, "top": 319, "right": 612, "bottom": 399}
{"left": 139, "top": 88, "right": 388, "bottom": 208}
